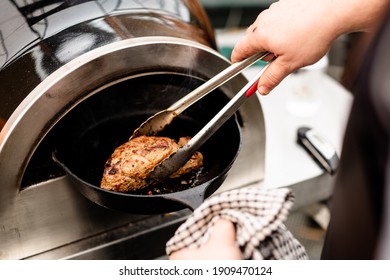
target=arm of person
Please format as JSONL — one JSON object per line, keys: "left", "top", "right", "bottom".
{"left": 231, "top": 0, "right": 389, "bottom": 95}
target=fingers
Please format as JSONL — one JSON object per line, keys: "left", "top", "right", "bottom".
{"left": 231, "top": 10, "right": 270, "bottom": 63}
{"left": 232, "top": 39, "right": 294, "bottom": 95}
{"left": 231, "top": 30, "right": 264, "bottom": 64}
{"left": 207, "top": 219, "right": 237, "bottom": 247}
{"left": 168, "top": 219, "right": 242, "bottom": 260}
{"left": 257, "top": 57, "right": 293, "bottom": 95}
{"left": 230, "top": 17, "right": 287, "bottom": 95}
{"left": 230, "top": 2, "right": 315, "bottom": 95}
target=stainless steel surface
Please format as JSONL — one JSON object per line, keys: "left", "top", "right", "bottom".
{"left": 150, "top": 64, "right": 269, "bottom": 178}
{"left": 0, "top": 0, "right": 266, "bottom": 259}
{"left": 241, "top": 66, "right": 353, "bottom": 203}
{"left": 130, "top": 51, "right": 268, "bottom": 139}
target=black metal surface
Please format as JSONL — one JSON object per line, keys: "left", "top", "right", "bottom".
{"left": 24, "top": 210, "right": 191, "bottom": 260}
{"left": 68, "top": 213, "right": 189, "bottom": 260}
{"left": 52, "top": 73, "right": 242, "bottom": 214}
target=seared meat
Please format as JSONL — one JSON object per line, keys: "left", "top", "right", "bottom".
{"left": 100, "top": 135, "right": 203, "bottom": 192}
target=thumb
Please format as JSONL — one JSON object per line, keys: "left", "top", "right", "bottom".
{"left": 257, "top": 58, "right": 293, "bottom": 95}
{"left": 207, "top": 219, "right": 237, "bottom": 246}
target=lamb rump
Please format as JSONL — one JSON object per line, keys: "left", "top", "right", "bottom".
{"left": 100, "top": 135, "right": 203, "bottom": 192}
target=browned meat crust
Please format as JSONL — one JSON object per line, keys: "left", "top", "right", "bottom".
{"left": 100, "top": 136, "right": 203, "bottom": 192}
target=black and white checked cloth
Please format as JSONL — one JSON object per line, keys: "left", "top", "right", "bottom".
{"left": 166, "top": 186, "right": 308, "bottom": 260}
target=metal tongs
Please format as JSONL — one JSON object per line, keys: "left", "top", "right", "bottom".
{"left": 130, "top": 51, "right": 270, "bottom": 179}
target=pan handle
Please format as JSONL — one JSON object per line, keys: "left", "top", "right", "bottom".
{"left": 162, "top": 172, "right": 228, "bottom": 212}
{"left": 162, "top": 182, "right": 211, "bottom": 212}
{"left": 163, "top": 184, "right": 208, "bottom": 212}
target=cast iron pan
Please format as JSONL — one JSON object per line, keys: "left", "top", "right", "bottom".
{"left": 52, "top": 74, "right": 242, "bottom": 214}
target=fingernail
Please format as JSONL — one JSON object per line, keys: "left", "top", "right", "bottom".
{"left": 258, "top": 85, "right": 270, "bottom": 96}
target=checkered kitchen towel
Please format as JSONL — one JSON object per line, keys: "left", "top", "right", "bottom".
{"left": 166, "top": 186, "right": 308, "bottom": 260}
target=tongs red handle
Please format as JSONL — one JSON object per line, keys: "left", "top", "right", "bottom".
{"left": 246, "top": 79, "right": 259, "bottom": 97}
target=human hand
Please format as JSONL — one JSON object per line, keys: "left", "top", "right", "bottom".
{"left": 169, "top": 219, "right": 242, "bottom": 260}
{"left": 231, "top": 0, "right": 386, "bottom": 95}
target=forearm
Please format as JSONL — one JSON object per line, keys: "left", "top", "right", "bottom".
{"left": 332, "top": 0, "right": 390, "bottom": 35}
{"left": 231, "top": 0, "right": 389, "bottom": 95}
